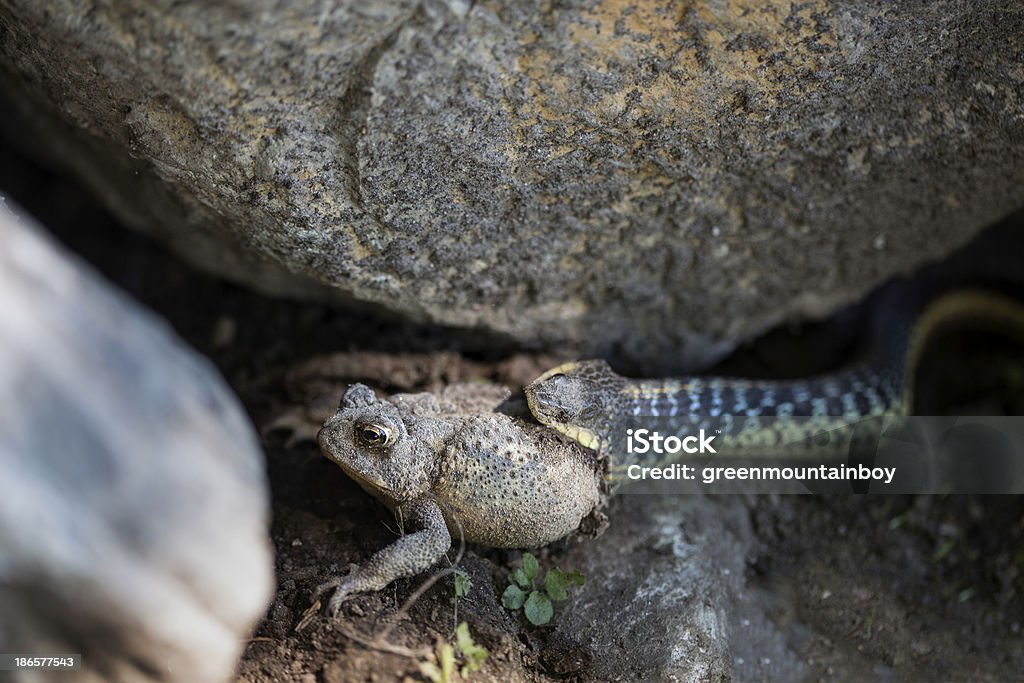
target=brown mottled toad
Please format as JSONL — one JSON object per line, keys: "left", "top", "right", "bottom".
{"left": 310, "top": 383, "right": 605, "bottom": 618}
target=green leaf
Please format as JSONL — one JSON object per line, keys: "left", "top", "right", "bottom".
{"left": 544, "top": 570, "right": 569, "bottom": 602}
{"left": 523, "top": 591, "right": 553, "bottom": 625}
{"left": 544, "top": 567, "right": 586, "bottom": 601}
{"left": 439, "top": 642, "right": 456, "bottom": 682}
{"left": 454, "top": 572, "right": 472, "bottom": 598}
{"left": 511, "top": 567, "right": 531, "bottom": 589}
{"left": 522, "top": 553, "right": 539, "bottom": 582}
{"left": 932, "top": 539, "right": 955, "bottom": 562}
{"left": 502, "top": 584, "right": 526, "bottom": 610}
{"left": 455, "top": 622, "right": 488, "bottom": 673}
{"left": 888, "top": 512, "right": 907, "bottom": 530}
{"left": 418, "top": 661, "right": 443, "bottom": 683}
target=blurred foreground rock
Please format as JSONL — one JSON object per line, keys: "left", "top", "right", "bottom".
{"left": 0, "top": 1, "right": 1021, "bottom": 368}
{"left": 0, "top": 200, "right": 273, "bottom": 682}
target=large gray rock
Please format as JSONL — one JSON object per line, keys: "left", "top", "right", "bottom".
{"left": 1, "top": 1, "right": 1022, "bottom": 367}
{"left": 0, "top": 200, "right": 273, "bottom": 683}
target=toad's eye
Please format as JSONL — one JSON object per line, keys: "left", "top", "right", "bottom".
{"left": 356, "top": 424, "right": 391, "bottom": 447}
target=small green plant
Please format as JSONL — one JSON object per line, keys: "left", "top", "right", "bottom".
{"left": 501, "top": 553, "right": 585, "bottom": 625}
{"left": 419, "top": 622, "right": 488, "bottom": 682}
{"left": 420, "top": 639, "right": 456, "bottom": 683}
{"left": 454, "top": 570, "right": 472, "bottom": 598}
{"left": 455, "top": 622, "right": 488, "bottom": 674}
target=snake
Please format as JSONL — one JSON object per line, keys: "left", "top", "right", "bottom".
{"left": 525, "top": 286, "right": 1024, "bottom": 463}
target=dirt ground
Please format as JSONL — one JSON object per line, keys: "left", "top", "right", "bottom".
{"left": 2, "top": 149, "right": 1022, "bottom": 682}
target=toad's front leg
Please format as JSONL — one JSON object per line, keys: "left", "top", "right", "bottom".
{"left": 312, "top": 499, "right": 451, "bottom": 619}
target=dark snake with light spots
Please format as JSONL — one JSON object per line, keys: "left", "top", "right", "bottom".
{"left": 525, "top": 288, "right": 1024, "bottom": 460}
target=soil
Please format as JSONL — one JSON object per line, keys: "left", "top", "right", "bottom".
{"left": 1, "top": 147, "right": 1022, "bottom": 682}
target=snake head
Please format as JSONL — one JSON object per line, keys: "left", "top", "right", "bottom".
{"left": 525, "top": 360, "right": 622, "bottom": 451}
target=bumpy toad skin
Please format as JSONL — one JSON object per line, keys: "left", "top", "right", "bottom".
{"left": 312, "top": 383, "right": 604, "bottom": 617}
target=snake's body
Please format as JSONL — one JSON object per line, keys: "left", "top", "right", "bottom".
{"left": 525, "top": 287, "right": 1024, "bottom": 464}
